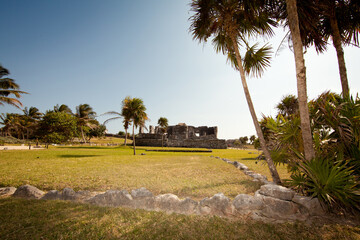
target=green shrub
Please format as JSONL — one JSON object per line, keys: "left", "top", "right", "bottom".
{"left": 287, "top": 157, "right": 360, "bottom": 212}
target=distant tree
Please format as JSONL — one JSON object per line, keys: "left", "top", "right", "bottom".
{"left": 239, "top": 136, "right": 249, "bottom": 145}
{"left": 37, "top": 111, "right": 78, "bottom": 144}
{"left": 0, "top": 65, "right": 27, "bottom": 109}
{"left": 121, "top": 96, "right": 132, "bottom": 146}
{"left": 250, "top": 135, "right": 256, "bottom": 145}
{"left": 122, "top": 97, "right": 148, "bottom": 155}
{"left": 88, "top": 122, "right": 106, "bottom": 141}
{"left": 75, "top": 104, "right": 96, "bottom": 143}
{"left": 157, "top": 117, "right": 168, "bottom": 147}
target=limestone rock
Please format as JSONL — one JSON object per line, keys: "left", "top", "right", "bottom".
{"left": 131, "top": 187, "right": 153, "bottom": 199}
{"left": 259, "top": 184, "right": 295, "bottom": 201}
{"left": 154, "top": 194, "right": 181, "bottom": 212}
{"left": 178, "top": 198, "right": 199, "bottom": 215}
{"left": 0, "top": 187, "right": 17, "bottom": 197}
{"left": 260, "top": 195, "right": 303, "bottom": 220}
{"left": 61, "top": 188, "right": 77, "bottom": 200}
{"left": 131, "top": 188, "right": 155, "bottom": 210}
{"left": 233, "top": 194, "right": 264, "bottom": 214}
{"left": 87, "top": 190, "right": 133, "bottom": 207}
{"left": 292, "top": 194, "right": 325, "bottom": 216}
{"left": 199, "top": 193, "right": 233, "bottom": 216}
{"left": 12, "top": 185, "right": 45, "bottom": 199}
{"left": 42, "top": 190, "right": 61, "bottom": 200}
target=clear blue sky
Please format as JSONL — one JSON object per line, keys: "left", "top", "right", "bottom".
{"left": 1, "top": 0, "right": 359, "bottom": 139}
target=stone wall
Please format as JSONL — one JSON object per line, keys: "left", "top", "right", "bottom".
{"left": 135, "top": 124, "right": 227, "bottom": 149}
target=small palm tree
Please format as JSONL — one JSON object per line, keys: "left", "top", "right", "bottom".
{"left": 75, "top": 104, "right": 96, "bottom": 143}
{"left": 157, "top": 117, "right": 169, "bottom": 147}
{"left": 0, "top": 65, "right": 27, "bottom": 109}
{"left": 122, "top": 97, "right": 148, "bottom": 155}
{"left": 23, "top": 107, "right": 43, "bottom": 139}
{"left": 121, "top": 96, "right": 133, "bottom": 146}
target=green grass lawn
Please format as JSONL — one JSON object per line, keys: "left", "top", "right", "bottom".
{"left": 0, "top": 146, "right": 284, "bottom": 200}
{"left": 1, "top": 146, "right": 358, "bottom": 240}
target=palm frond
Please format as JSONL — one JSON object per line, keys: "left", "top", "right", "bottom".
{"left": 243, "top": 43, "right": 272, "bottom": 78}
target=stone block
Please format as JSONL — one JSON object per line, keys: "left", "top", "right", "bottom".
{"left": 199, "top": 193, "right": 233, "bottom": 216}
{"left": 260, "top": 195, "right": 303, "bottom": 220}
{"left": 233, "top": 194, "right": 264, "bottom": 214}
{"left": 131, "top": 187, "right": 153, "bottom": 199}
{"left": 292, "top": 194, "right": 325, "bottom": 216}
{"left": 154, "top": 194, "right": 181, "bottom": 212}
{"left": 42, "top": 190, "right": 61, "bottom": 200}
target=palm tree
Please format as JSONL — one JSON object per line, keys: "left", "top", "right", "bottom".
{"left": 319, "top": 0, "right": 360, "bottom": 96}
{"left": 0, "top": 65, "right": 27, "bottom": 109}
{"left": 75, "top": 104, "right": 96, "bottom": 143}
{"left": 284, "top": 0, "right": 316, "bottom": 161}
{"left": 121, "top": 96, "right": 132, "bottom": 146}
{"left": 157, "top": 117, "right": 169, "bottom": 147}
{"left": 54, "top": 104, "right": 73, "bottom": 114}
{"left": 23, "top": 107, "right": 42, "bottom": 139}
{"left": 190, "top": 0, "right": 282, "bottom": 184}
{"left": 122, "top": 97, "right": 148, "bottom": 155}
{"left": 276, "top": 95, "right": 299, "bottom": 118}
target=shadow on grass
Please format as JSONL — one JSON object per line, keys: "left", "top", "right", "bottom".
{"left": 58, "top": 155, "right": 103, "bottom": 158}
{"left": 177, "top": 179, "right": 261, "bottom": 198}
{"left": 57, "top": 146, "right": 122, "bottom": 150}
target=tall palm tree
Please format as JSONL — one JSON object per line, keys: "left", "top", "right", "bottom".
{"left": 319, "top": 0, "right": 360, "bottom": 96}
{"left": 75, "top": 104, "right": 96, "bottom": 143}
{"left": 284, "top": 0, "right": 316, "bottom": 161}
{"left": 276, "top": 95, "right": 299, "bottom": 118}
{"left": 0, "top": 65, "right": 27, "bottom": 109}
{"left": 190, "top": 0, "right": 282, "bottom": 184}
{"left": 157, "top": 117, "right": 169, "bottom": 147}
{"left": 122, "top": 97, "right": 148, "bottom": 155}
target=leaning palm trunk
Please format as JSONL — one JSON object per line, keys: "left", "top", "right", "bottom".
{"left": 285, "top": 0, "right": 315, "bottom": 161}
{"left": 329, "top": 14, "right": 349, "bottom": 96}
{"left": 80, "top": 127, "right": 86, "bottom": 143}
{"left": 231, "top": 36, "right": 282, "bottom": 185}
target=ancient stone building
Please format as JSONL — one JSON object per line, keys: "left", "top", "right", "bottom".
{"left": 135, "top": 123, "right": 227, "bottom": 149}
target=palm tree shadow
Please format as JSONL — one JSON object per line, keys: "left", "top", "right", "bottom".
{"left": 58, "top": 155, "right": 103, "bottom": 158}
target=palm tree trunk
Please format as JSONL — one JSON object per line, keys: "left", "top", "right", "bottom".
{"left": 124, "top": 128, "right": 128, "bottom": 146}
{"left": 285, "top": 0, "right": 315, "bottom": 161}
{"left": 132, "top": 124, "right": 136, "bottom": 155}
{"left": 81, "top": 127, "right": 86, "bottom": 143}
{"left": 329, "top": 12, "right": 349, "bottom": 96}
{"left": 231, "top": 36, "right": 282, "bottom": 185}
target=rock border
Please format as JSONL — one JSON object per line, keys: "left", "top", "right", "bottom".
{"left": 0, "top": 156, "right": 326, "bottom": 222}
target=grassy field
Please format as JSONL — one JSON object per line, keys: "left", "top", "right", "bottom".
{"left": 1, "top": 146, "right": 359, "bottom": 239}
{"left": 0, "top": 146, "right": 287, "bottom": 199}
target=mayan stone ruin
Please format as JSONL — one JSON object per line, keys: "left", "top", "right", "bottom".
{"left": 135, "top": 123, "right": 227, "bottom": 149}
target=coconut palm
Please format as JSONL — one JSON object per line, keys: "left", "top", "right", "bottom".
{"left": 190, "top": 0, "right": 282, "bottom": 184}
{"left": 75, "top": 104, "right": 96, "bottom": 143}
{"left": 283, "top": 0, "right": 316, "bottom": 161}
{"left": 318, "top": 0, "right": 360, "bottom": 96}
{"left": 54, "top": 104, "right": 73, "bottom": 114}
{"left": 23, "top": 107, "right": 42, "bottom": 139}
{"left": 122, "top": 97, "right": 148, "bottom": 155}
{"left": 157, "top": 117, "right": 169, "bottom": 147}
{"left": 0, "top": 65, "right": 27, "bottom": 109}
